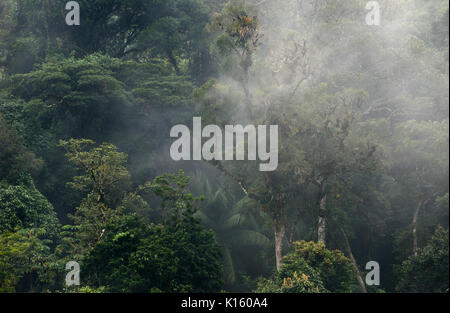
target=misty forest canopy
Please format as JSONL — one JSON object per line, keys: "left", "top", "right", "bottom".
{"left": 0, "top": 0, "right": 448, "bottom": 293}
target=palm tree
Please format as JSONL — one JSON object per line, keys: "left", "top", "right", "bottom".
{"left": 189, "top": 170, "right": 271, "bottom": 289}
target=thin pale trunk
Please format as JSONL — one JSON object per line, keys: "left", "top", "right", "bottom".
{"left": 338, "top": 225, "right": 368, "bottom": 293}
{"left": 412, "top": 201, "right": 423, "bottom": 257}
{"left": 96, "top": 190, "right": 107, "bottom": 244}
{"left": 318, "top": 193, "right": 327, "bottom": 245}
{"left": 240, "top": 54, "right": 253, "bottom": 117}
{"left": 274, "top": 223, "right": 286, "bottom": 272}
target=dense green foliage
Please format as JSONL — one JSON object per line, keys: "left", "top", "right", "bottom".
{"left": 288, "top": 241, "right": 354, "bottom": 293}
{"left": 0, "top": 0, "right": 448, "bottom": 293}
{"left": 0, "top": 230, "right": 32, "bottom": 292}
{"left": 395, "top": 227, "right": 449, "bottom": 293}
{"left": 84, "top": 205, "right": 223, "bottom": 292}
{"left": 0, "top": 177, "right": 60, "bottom": 240}
{"left": 255, "top": 258, "right": 326, "bottom": 293}
{"left": 255, "top": 241, "right": 352, "bottom": 293}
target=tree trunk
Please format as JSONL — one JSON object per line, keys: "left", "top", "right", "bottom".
{"left": 338, "top": 225, "right": 368, "bottom": 293}
{"left": 318, "top": 193, "right": 327, "bottom": 245}
{"left": 274, "top": 222, "right": 286, "bottom": 271}
{"left": 412, "top": 201, "right": 423, "bottom": 257}
{"left": 240, "top": 54, "right": 253, "bottom": 117}
{"left": 167, "top": 50, "right": 181, "bottom": 75}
